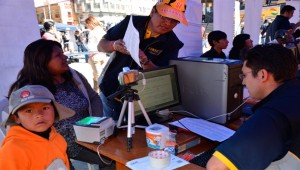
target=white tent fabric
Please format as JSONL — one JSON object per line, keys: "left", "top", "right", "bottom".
{"left": 0, "top": 0, "right": 40, "bottom": 97}
{"left": 244, "top": 0, "right": 264, "bottom": 46}
{"left": 1, "top": 0, "right": 299, "bottom": 98}
{"left": 286, "top": 1, "right": 300, "bottom": 24}
{"left": 234, "top": 1, "right": 241, "bottom": 36}
{"left": 213, "top": 0, "right": 235, "bottom": 56}
{"left": 173, "top": 0, "right": 202, "bottom": 58}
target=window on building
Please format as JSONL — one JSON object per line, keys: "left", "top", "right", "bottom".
{"left": 85, "top": 4, "right": 91, "bottom": 11}
{"left": 110, "top": 3, "right": 115, "bottom": 9}
{"left": 104, "top": 3, "right": 108, "bottom": 9}
{"left": 94, "top": 3, "right": 100, "bottom": 8}
{"left": 40, "top": 13, "right": 45, "bottom": 20}
{"left": 54, "top": 10, "right": 60, "bottom": 18}
{"left": 77, "top": 4, "right": 82, "bottom": 11}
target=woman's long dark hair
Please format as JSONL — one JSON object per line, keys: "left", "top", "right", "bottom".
{"left": 8, "top": 39, "right": 72, "bottom": 96}
{"left": 228, "top": 34, "right": 250, "bottom": 60}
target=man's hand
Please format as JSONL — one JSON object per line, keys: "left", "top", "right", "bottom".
{"left": 139, "top": 50, "right": 149, "bottom": 64}
{"left": 207, "top": 155, "right": 230, "bottom": 170}
{"left": 113, "top": 39, "right": 130, "bottom": 55}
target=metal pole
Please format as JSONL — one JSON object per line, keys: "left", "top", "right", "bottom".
{"left": 43, "top": 7, "right": 46, "bottom": 21}
{"left": 205, "top": 0, "right": 208, "bottom": 22}
{"left": 48, "top": 0, "right": 52, "bottom": 20}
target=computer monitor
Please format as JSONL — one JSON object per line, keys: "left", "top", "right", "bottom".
{"left": 132, "top": 65, "right": 181, "bottom": 117}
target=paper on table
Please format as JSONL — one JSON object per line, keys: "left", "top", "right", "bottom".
{"left": 169, "top": 117, "right": 235, "bottom": 142}
{"left": 123, "top": 15, "right": 141, "bottom": 67}
{"left": 126, "top": 154, "right": 189, "bottom": 170}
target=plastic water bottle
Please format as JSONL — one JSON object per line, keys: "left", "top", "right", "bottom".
{"left": 164, "top": 131, "right": 178, "bottom": 155}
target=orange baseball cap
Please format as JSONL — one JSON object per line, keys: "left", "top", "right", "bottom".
{"left": 156, "top": 0, "right": 188, "bottom": 26}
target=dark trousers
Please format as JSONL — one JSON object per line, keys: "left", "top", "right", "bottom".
{"left": 69, "top": 147, "right": 114, "bottom": 169}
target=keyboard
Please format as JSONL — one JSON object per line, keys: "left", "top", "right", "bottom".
{"left": 189, "top": 146, "right": 216, "bottom": 167}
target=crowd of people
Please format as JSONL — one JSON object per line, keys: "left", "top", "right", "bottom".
{"left": 1, "top": 1, "right": 300, "bottom": 169}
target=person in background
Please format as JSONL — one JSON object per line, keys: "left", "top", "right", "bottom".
{"left": 228, "top": 33, "right": 253, "bottom": 60}
{"left": 207, "top": 44, "right": 300, "bottom": 169}
{"left": 61, "top": 31, "right": 70, "bottom": 52}
{"left": 7, "top": 39, "right": 108, "bottom": 169}
{"left": 202, "top": 25, "right": 208, "bottom": 49}
{"left": 268, "top": 29, "right": 294, "bottom": 47}
{"left": 74, "top": 30, "right": 89, "bottom": 62}
{"left": 294, "top": 28, "right": 300, "bottom": 40}
{"left": 97, "top": 0, "right": 188, "bottom": 121}
{"left": 266, "top": 5, "right": 300, "bottom": 42}
{"left": 85, "top": 16, "right": 107, "bottom": 93}
{"left": 260, "top": 18, "right": 272, "bottom": 44}
{"left": 41, "top": 21, "right": 59, "bottom": 42}
{"left": 0, "top": 85, "right": 75, "bottom": 170}
{"left": 200, "top": 30, "right": 229, "bottom": 59}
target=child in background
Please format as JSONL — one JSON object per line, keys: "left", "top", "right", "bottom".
{"left": 200, "top": 30, "right": 229, "bottom": 59}
{"left": 0, "top": 85, "right": 75, "bottom": 170}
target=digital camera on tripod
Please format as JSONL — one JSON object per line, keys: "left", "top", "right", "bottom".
{"left": 116, "top": 67, "right": 152, "bottom": 151}
{"left": 118, "top": 67, "right": 140, "bottom": 86}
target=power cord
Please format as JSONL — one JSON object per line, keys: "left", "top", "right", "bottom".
{"left": 96, "top": 141, "right": 113, "bottom": 166}
{"left": 167, "top": 97, "right": 252, "bottom": 135}
{"left": 170, "top": 97, "right": 251, "bottom": 130}
{"left": 206, "top": 97, "right": 250, "bottom": 121}
{"left": 170, "top": 110, "right": 199, "bottom": 118}
{"left": 138, "top": 72, "right": 146, "bottom": 92}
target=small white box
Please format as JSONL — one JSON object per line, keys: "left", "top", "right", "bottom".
{"left": 73, "top": 117, "right": 114, "bottom": 143}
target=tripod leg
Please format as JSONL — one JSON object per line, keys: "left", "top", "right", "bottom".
{"left": 137, "top": 100, "right": 152, "bottom": 126}
{"left": 128, "top": 101, "right": 136, "bottom": 134}
{"left": 127, "top": 101, "right": 134, "bottom": 151}
{"left": 117, "top": 100, "right": 128, "bottom": 128}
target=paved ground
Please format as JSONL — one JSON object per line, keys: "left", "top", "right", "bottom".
{"left": 69, "top": 59, "right": 94, "bottom": 87}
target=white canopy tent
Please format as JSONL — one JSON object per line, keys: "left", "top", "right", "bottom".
{"left": 1, "top": 0, "right": 300, "bottom": 97}
{"left": 39, "top": 22, "right": 79, "bottom": 31}
{"left": 174, "top": 0, "right": 265, "bottom": 57}
{"left": 0, "top": 0, "right": 40, "bottom": 98}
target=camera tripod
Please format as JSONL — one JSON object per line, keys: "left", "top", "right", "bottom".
{"left": 116, "top": 87, "right": 152, "bottom": 151}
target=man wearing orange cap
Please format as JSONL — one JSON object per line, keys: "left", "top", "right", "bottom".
{"left": 97, "top": 0, "right": 188, "bottom": 121}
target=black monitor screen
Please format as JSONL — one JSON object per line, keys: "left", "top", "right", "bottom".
{"left": 132, "top": 65, "right": 181, "bottom": 116}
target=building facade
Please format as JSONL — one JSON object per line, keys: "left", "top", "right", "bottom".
{"left": 73, "top": 0, "right": 157, "bottom": 25}
{"left": 34, "top": 0, "right": 157, "bottom": 26}
{"left": 35, "top": 0, "right": 79, "bottom": 25}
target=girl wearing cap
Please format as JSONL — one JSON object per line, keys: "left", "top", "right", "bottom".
{"left": 228, "top": 33, "right": 253, "bottom": 60}
{"left": 0, "top": 85, "right": 74, "bottom": 170}
{"left": 8, "top": 39, "right": 106, "bottom": 169}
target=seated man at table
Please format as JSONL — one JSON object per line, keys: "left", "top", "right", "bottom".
{"left": 200, "top": 30, "right": 229, "bottom": 59}
{"left": 206, "top": 44, "right": 300, "bottom": 169}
